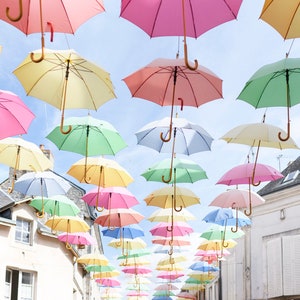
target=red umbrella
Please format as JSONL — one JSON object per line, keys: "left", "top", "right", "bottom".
{"left": 0, "top": 0, "right": 105, "bottom": 62}
{"left": 0, "top": 89, "right": 34, "bottom": 139}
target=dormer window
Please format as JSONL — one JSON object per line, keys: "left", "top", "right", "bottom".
{"left": 281, "top": 170, "right": 299, "bottom": 184}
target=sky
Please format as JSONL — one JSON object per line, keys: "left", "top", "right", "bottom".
{"left": 1, "top": 0, "right": 300, "bottom": 296}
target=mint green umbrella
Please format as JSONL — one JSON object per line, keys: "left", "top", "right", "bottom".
{"left": 237, "top": 57, "right": 300, "bottom": 141}
{"left": 85, "top": 264, "right": 115, "bottom": 273}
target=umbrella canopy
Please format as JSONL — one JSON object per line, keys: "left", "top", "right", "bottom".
{"left": 95, "top": 278, "right": 121, "bottom": 287}
{"left": 94, "top": 208, "right": 144, "bottom": 228}
{"left": 102, "top": 224, "right": 144, "bottom": 239}
{"left": 148, "top": 207, "right": 196, "bottom": 223}
{"left": 85, "top": 264, "right": 116, "bottom": 273}
{"left": 141, "top": 157, "right": 207, "bottom": 184}
{"left": 14, "top": 48, "right": 116, "bottom": 133}
{"left": 117, "top": 248, "right": 151, "bottom": 260}
{"left": 259, "top": 0, "right": 300, "bottom": 39}
{"left": 77, "top": 253, "right": 109, "bottom": 265}
{"left": 135, "top": 116, "right": 213, "bottom": 155}
{"left": 0, "top": 137, "right": 53, "bottom": 191}
{"left": 93, "top": 270, "right": 120, "bottom": 279}
{"left": 150, "top": 221, "right": 193, "bottom": 238}
{"left": 157, "top": 271, "right": 185, "bottom": 280}
{"left": 200, "top": 225, "right": 245, "bottom": 241}
{"left": 197, "top": 239, "right": 237, "bottom": 251}
{"left": 29, "top": 194, "right": 80, "bottom": 216}
{"left": 0, "top": 89, "right": 34, "bottom": 139}
{"left": 47, "top": 115, "right": 126, "bottom": 156}
{"left": 155, "top": 283, "right": 179, "bottom": 291}
{"left": 58, "top": 231, "right": 96, "bottom": 246}
{"left": 45, "top": 215, "right": 90, "bottom": 233}
{"left": 144, "top": 186, "right": 200, "bottom": 209}
{"left": 82, "top": 186, "right": 139, "bottom": 210}
{"left": 14, "top": 171, "right": 71, "bottom": 197}
{"left": 119, "top": 256, "right": 150, "bottom": 267}
{"left": 176, "top": 291, "right": 197, "bottom": 299}
{"left": 108, "top": 237, "right": 147, "bottom": 250}
{"left": 216, "top": 162, "right": 283, "bottom": 185}
{"left": 67, "top": 157, "right": 133, "bottom": 186}
{"left": 152, "top": 236, "right": 191, "bottom": 247}
{"left": 237, "top": 57, "right": 300, "bottom": 141}
{"left": 121, "top": 266, "right": 152, "bottom": 275}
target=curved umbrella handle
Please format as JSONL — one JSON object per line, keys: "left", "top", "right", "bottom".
{"left": 168, "top": 245, "right": 173, "bottom": 256}
{"left": 184, "top": 43, "right": 198, "bottom": 71}
{"left": 160, "top": 124, "right": 172, "bottom": 142}
{"left": 278, "top": 120, "right": 290, "bottom": 141}
{"left": 244, "top": 196, "right": 252, "bottom": 216}
{"left": 60, "top": 114, "right": 72, "bottom": 134}
{"left": 65, "top": 242, "right": 72, "bottom": 250}
{"left": 231, "top": 203, "right": 239, "bottom": 233}
{"left": 30, "top": 43, "right": 45, "bottom": 63}
{"left": 36, "top": 209, "right": 45, "bottom": 218}
{"left": 162, "top": 168, "right": 172, "bottom": 183}
{"left": 6, "top": 0, "right": 23, "bottom": 21}
{"left": 95, "top": 185, "right": 104, "bottom": 212}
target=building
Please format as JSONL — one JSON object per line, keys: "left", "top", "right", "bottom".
{"left": 221, "top": 157, "right": 300, "bottom": 300}
{"left": 0, "top": 145, "right": 105, "bottom": 300}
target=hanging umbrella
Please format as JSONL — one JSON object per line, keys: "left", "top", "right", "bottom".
{"left": 155, "top": 283, "right": 179, "bottom": 291}
{"left": 126, "top": 291, "right": 149, "bottom": 297}
{"left": 176, "top": 291, "right": 197, "bottom": 299}
{"left": 152, "top": 236, "right": 191, "bottom": 247}
{"left": 135, "top": 116, "right": 213, "bottom": 154}
{"left": 47, "top": 116, "right": 127, "bottom": 165}
{"left": 122, "top": 266, "right": 152, "bottom": 275}
{"left": 259, "top": 0, "right": 300, "bottom": 40}
{"left": 150, "top": 221, "right": 193, "bottom": 238}
{"left": 187, "top": 272, "right": 216, "bottom": 282}
{"left": 157, "top": 254, "right": 187, "bottom": 266}
{"left": 119, "top": 256, "right": 150, "bottom": 267}
{"left": 120, "top": 0, "right": 242, "bottom": 69}
{"left": 124, "top": 57, "right": 222, "bottom": 141}
{"left": 29, "top": 194, "right": 80, "bottom": 217}
{"left": 14, "top": 171, "right": 71, "bottom": 197}
{"left": 77, "top": 252, "right": 109, "bottom": 266}
{"left": 200, "top": 224, "right": 245, "bottom": 242}
{"left": 157, "top": 271, "right": 185, "bottom": 280}
{"left": 102, "top": 224, "right": 144, "bottom": 240}
{"left": 156, "top": 263, "right": 184, "bottom": 272}
{"left": 85, "top": 264, "right": 116, "bottom": 273}
{"left": 82, "top": 186, "right": 139, "bottom": 211}
{"left": 13, "top": 48, "right": 116, "bottom": 134}
{"left": 144, "top": 186, "right": 200, "bottom": 209}
{"left": 0, "top": 137, "right": 53, "bottom": 192}
{"left": 95, "top": 278, "right": 121, "bottom": 288}
{"left": 94, "top": 208, "right": 144, "bottom": 228}
{"left": 45, "top": 215, "right": 90, "bottom": 233}
{"left": 0, "top": 89, "right": 35, "bottom": 139}
{"left": 0, "top": 0, "right": 105, "bottom": 61}
{"left": 108, "top": 237, "right": 147, "bottom": 250}
{"left": 148, "top": 207, "right": 196, "bottom": 223}
{"left": 117, "top": 248, "right": 151, "bottom": 260}
{"left": 58, "top": 231, "right": 96, "bottom": 248}
{"left": 209, "top": 189, "right": 265, "bottom": 217}
{"left": 93, "top": 270, "right": 120, "bottom": 279}
{"left": 67, "top": 157, "right": 133, "bottom": 186}
{"left": 153, "top": 290, "right": 175, "bottom": 297}
{"left": 237, "top": 57, "right": 300, "bottom": 141}
{"left": 141, "top": 157, "right": 207, "bottom": 184}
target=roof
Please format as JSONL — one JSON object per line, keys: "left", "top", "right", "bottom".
{"left": 0, "top": 188, "right": 15, "bottom": 212}
{"left": 258, "top": 156, "right": 300, "bottom": 196}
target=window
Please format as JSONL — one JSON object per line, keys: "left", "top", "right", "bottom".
{"left": 281, "top": 170, "right": 299, "bottom": 184}
{"left": 15, "top": 218, "right": 31, "bottom": 244}
{"left": 5, "top": 269, "right": 35, "bottom": 300}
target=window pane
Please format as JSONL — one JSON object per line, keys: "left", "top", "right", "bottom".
{"left": 20, "top": 272, "right": 33, "bottom": 300}
{"left": 5, "top": 270, "right": 11, "bottom": 299}
{"left": 15, "top": 218, "right": 31, "bottom": 244}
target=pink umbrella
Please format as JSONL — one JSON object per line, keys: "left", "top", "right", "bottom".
{"left": 127, "top": 291, "right": 149, "bottom": 297}
{"left": 155, "top": 283, "right": 179, "bottom": 291}
{"left": 152, "top": 236, "right": 191, "bottom": 247}
{"left": 122, "top": 266, "right": 152, "bottom": 275}
{"left": 0, "top": 89, "right": 35, "bottom": 139}
{"left": 95, "top": 278, "right": 121, "bottom": 287}
{"left": 82, "top": 186, "right": 139, "bottom": 210}
{"left": 94, "top": 208, "right": 144, "bottom": 228}
{"left": 157, "top": 271, "right": 184, "bottom": 280}
{"left": 58, "top": 231, "right": 96, "bottom": 248}
{"left": 150, "top": 221, "right": 193, "bottom": 237}
{"left": 216, "top": 162, "right": 283, "bottom": 186}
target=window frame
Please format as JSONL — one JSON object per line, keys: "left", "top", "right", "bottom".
{"left": 15, "top": 217, "right": 32, "bottom": 245}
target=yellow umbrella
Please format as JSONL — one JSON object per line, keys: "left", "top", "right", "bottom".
{"left": 13, "top": 48, "right": 116, "bottom": 134}
{"left": 0, "top": 137, "right": 53, "bottom": 192}
{"left": 77, "top": 253, "right": 109, "bottom": 266}
{"left": 67, "top": 156, "right": 133, "bottom": 186}
{"left": 197, "top": 239, "right": 237, "bottom": 251}
{"left": 156, "top": 263, "right": 184, "bottom": 271}
{"left": 93, "top": 270, "right": 120, "bottom": 279}
{"left": 144, "top": 185, "right": 200, "bottom": 209}
{"left": 108, "top": 237, "right": 147, "bottom": 250}
{"left": 44, "top": 215, "right": 90, "bottom": 234}
{"left": 187, "top": 272, "right": 216, "bottom": 281}
{"left": 157, "top": 254, "right": 187, "bottom": 266}
{"left": 119, "top": 256, "right": 150, "bottom": 267}
{"left": 147, "top": 207, "right": 196, "bottom": 223}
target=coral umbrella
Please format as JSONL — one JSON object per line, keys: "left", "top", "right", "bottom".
{"left": 58, "top": 231, "right": 96, "bottom": 249}
{"left": 0, "top": 89, "right": 34, "bottom": 139}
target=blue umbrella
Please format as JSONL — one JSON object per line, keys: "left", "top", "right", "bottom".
{"left": 102, "top": 223, "right": 144, "bottom": 239}
{"left": 189, "top": 262, "right": 219, "bottom": 272}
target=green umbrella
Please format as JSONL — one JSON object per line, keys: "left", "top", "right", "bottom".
{"left": 47, "top": 115, "right": 127, "bottom": 156}
{"left": 141, "top": 157, "right": 207, "bottom": 184}
{"left": 29, "top": 194, "right": 80, "bottom": 217}
{"left": 85, "top": 264, "right": 115, "bottom": 273}
{"left": 153, "top": 290, "right": 175, "bottom": 297}
{"left": 237, "top": 57, "right": 300, "bottom": 141}
{"left": 117, "top": 248, "right": 151, "bottom": 260}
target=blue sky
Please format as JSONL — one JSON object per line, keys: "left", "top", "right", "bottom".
{"left": 1, "top": 0, "right": 300, "bottom": 295}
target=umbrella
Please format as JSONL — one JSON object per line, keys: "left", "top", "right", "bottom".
{"left": 156, "top": 263, "right": 184, "bottom": 272}
{"left": 237, "top": 57, "right": 300, "bottom": 141}
{"left": 259, "top": 0, "right": 300, "bottom": 40}
{"left": 102, "top": 224, "right": 144, "bottom": 240}
{"left": 119, "top": 256, "right": 150, "bottom": 267}
{"left": 157, "top": 271, "right": 184, "bottom": 280}
{"left": 121, "top": 266, "right": 152, "bottom": 275}
{"left": 155, "top": 283, "right": 179, "bottom": 291}
{"left": 47, "top": 116, "right": 126, "bottom": 165}
{"left": 85, "top": 264, "right": 116, "bottom": 273}
{"left": 120, "top": 0, "right": 242, "bottom": 69}
{"left": 148, "top": 208, "right": 196, "bottom": 223}
{"left": 77, "top": 253, "right": 109, "bottom": 266}
{"left": 176, "top": 291, "right": 197, "bottom": 299}
{"left": 95, "top": 278, "right": 121, "bottom": 287}
{"left": 108, "top": 237, "right": 147, "bottom": 257}
{"left": 67, "top": 157, "right": 133, "bottom": 186}
{"left": 29, "top": 194, "right": 80, "bottom": 217}
{"left": 0, "top": 0, "right": 105, "bottom": 61}
{"left": 200, "top": 225, "right": 245, "bottom": 241}
{"left": 209, "top": 189, "right": 265, "bottom": 217}
{"left": 117, "top": 248, "right": 151, "bottom": 260}
{"left": 14, "top": 48, "right": 116, "bottom": 133}
{"left": 14, "top": 171, "right": 71, "bottom": 197}
{"left": 93, "top": 270, "right": 120, "bottom": 279}
{"left": 152, "top": 236, "right": 191, "bottom": 247}
{"left": 123, "top": 57, "right": 222, "bottom": 141}
{"left": 0, "top": 89, "right": 34, "bottom": 139}
{"left": 58, "top": 231, "right": 96, "bottom": 248}
{"left": 82, "top": 186, "right": 139, "bottom": 211}
{"left": 94, "top": 208, "right": 144, "bottom": 228}
{"left": 150, "top": 221, "right": 193, "bottom": 238}
{"left": 153, "top": 290, "right": 175, "bottom": 297}
{"left": 0, "top": 137, "right": 53, "bottom": 191}
{"left": 141, "top": 157, "right": 207, "bottom": 184}
{"left": 135, "top": 116, "right": 213, "bottom": 154}
{"left": 144, "top": 186, "right": 200, "bottom": 209}
{"left": 197, "top": 239, "right": 237, "bottom": 251}
{"left": 44, "top": 215, "right": 90, "bottom": 234}
{"left": 157, "top": 254, "right": 187, "bottom": 266}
